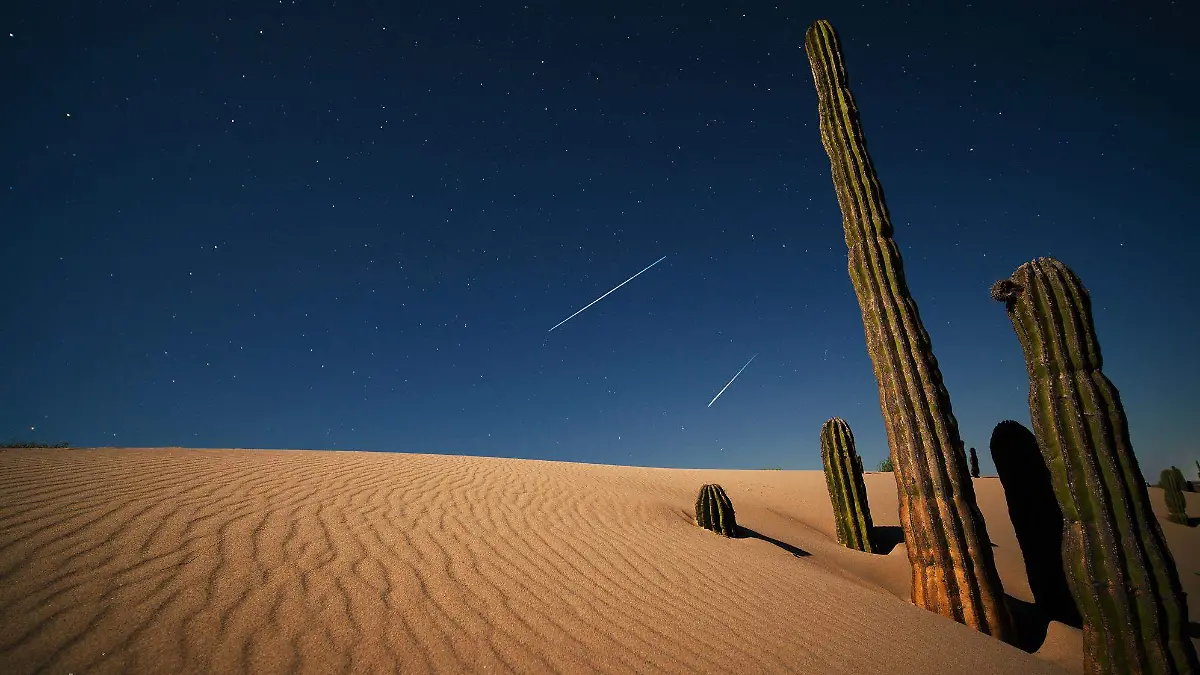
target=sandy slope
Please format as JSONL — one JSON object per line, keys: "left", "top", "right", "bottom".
{"left": 0, "top": 448, "right": 1195, "bottom": 674}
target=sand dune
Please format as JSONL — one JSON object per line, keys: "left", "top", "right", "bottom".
{"left": 1, "top": 448, "right": 1196, "bottom": 674}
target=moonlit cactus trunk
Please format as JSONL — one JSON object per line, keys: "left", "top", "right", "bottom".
{"left": 993, "top": 256, "right": 1198, "bottom": 674}
{"left": 804, "top": 18, "right": 1013, "bottom": 643}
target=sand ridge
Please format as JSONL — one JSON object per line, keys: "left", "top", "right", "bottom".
{"left": 2, "top": 447, "right": 1195, "bottom": 674}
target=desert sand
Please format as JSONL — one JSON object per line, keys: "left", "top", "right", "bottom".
{"left": 1, "top": 447, "right": 1197, "bottom": 674}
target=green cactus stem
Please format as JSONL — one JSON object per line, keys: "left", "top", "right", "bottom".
{"left": 695, "top": 484, "right": 738, "bottom": 537}
{"left": 992, "top": 256, "right": 1198, "bottom": 674}
{"left": 820, "top": 418, "right": 875, "bottom": 552}
{"left": 1161, "top": 467, "right": 1189, "bottom": 526}
{"left": 804, "top": 18, "right": 1013, "bottom": 643}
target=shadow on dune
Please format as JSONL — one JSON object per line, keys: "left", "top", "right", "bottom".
{"left": 991, "top": 420, "right": 1084, "bottom": 630}
{"left": 1006, "top": 595, "right": 1053, "bottom": 653}
{"left": 737, "top": 526, "right": 810, "bottom": 557}
{"left": 870, "top": 525, "right": 905, "bottom": 555}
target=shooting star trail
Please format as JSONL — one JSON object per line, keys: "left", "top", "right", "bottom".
{"left": 707, "top": 354, "right": 758, "bottom": 407}
{"left": 547, "top": 255, "right": 667, "bottom": 332}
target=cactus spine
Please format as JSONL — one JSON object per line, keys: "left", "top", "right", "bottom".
{"left": 820, "top": 418, "right": 875, "bottom": 552}
{"left": 695, "top": 484, "right": 738, "bottom": 537}
{"left": 992, "top": 257, "right": 1198, "bottom": 674}
{"left": 804, "top": 19, "right": 1013, "bottom": 642}
{"left": 1161, "top": 467, "right": 1189, "bottom": 526}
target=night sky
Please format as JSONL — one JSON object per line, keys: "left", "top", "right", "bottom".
{"left": 4, "top": 2, "right": 1197, "bottom": 474}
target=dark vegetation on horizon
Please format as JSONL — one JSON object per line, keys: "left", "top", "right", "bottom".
{"left": 2, "top": 440, "right": 70, "bottom": 448}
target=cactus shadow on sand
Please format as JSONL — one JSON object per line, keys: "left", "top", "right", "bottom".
{"left": 1003, "top": 595, "right": 1068, "bottom": 654}
{"left": 736, "top": 526, "right": 811, "bottom": 558}
{"left": 869, "top": 525, "right": 905, "bottom": 555}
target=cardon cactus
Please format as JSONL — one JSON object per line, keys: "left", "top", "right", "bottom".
{"left": 1161, "top": 467, "right": 1189, "bottom": 525}
{"left": 968, "top": 447, "right": 980, "bottom": 478}
{"left": 992, "top": 257, "right": 1198, "bottom": 674}
{"left": 953, "top": 442, "right": 969, "bottom": 476}
{"left": 820, "top": 418, "right": 875, "bottom": 552}
{"left": 695, "top": 484, "right": 738, "bottom": 537}
{"left": 990, "top": 420, "right": 1081, "bottom": 628}
{"left": 804, "top": 19, "right": 1013, "bottom": 642}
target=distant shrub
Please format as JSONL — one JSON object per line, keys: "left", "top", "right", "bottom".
{"left": 877, "top": 456, "right": 894, "bottom": 472}
{"left": 1, "top": 440, "right": 70, "bottom": 448}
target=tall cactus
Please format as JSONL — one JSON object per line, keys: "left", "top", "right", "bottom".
{"left": 1161, "top": 467, "right": 1189, "bottom": 526}
{"left": 820, "top": 417, "right": 875, "bottom": 552}
{"left": 968, "top": 447, "right": 980, "bottom": 478}
{"left": 803, "top": 19, "right": 1013, "bottom": 642}
{"left": 992, "top": 256, "right": 1198, "bottom": 674}
{"left": 695, "top": 484, "right": 738, "bottom": 537}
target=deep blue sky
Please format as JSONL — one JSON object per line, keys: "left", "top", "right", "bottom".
{"left": 3, "top": 2, "right": 1197, "bottom": 473}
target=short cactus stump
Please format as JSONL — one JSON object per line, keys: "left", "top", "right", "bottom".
{"left": 695, "top": 484, "right": 738, "bottom": 537}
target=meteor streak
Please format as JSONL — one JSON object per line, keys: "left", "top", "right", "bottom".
{"left": 707, "top": 354, "right": 758, "bottom": 407}
{"left": 547, "top": 255, "right": 667, "bottom": 332}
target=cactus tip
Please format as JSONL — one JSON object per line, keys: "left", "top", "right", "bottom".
{"left": 990, "top": 279, "right": 1023, "bottom": 304}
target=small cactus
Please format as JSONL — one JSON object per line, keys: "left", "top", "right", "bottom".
{"left": 1162, "top": 467, "right": 1189, "bottom": 525}
{"left": 695, "top": 484, "right": 738, "bottom": 537}
{"left": 993, "top": 257, "right": 1198, "bottom": 674}
{"left": 820, "top": 417, "right": 875, "bottom": 552}
{"left": 968, "top": 447, "right": 980, "bottom": 478}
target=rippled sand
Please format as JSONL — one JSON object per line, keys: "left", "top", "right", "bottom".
{"left": 2, "top": 447, "right": 1196, "bottom": 674}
